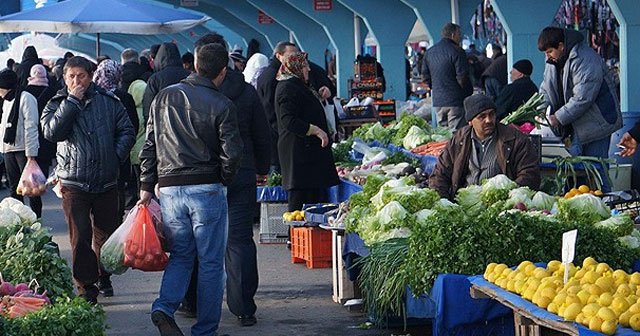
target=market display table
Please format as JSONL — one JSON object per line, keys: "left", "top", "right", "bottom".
{"left": 468, "top": 275, "right": 640, "bottom": 336}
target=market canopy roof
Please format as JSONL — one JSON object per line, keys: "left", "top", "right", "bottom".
{"left": 0, "top": 0, "right": 210, "bottom": 35}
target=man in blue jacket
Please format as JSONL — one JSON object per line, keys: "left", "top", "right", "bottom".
{"left": 422, "top": 23, "right": 473, "bottom": 130}
{"left": 538, "top": 27, "right": 622, "bottom": 158}
{"left": 42, "top": 56, "right": 135, "bottom": 304}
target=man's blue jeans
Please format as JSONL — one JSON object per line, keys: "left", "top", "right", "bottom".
{"left": 568, "top": 132, "right": 611, "bottom": 158}
{"left": 152, "top": 183, "right": 228, "bottom": 336}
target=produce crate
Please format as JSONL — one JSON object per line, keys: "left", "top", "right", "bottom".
{"left": 290, "top": 226, "right": 332, "bottom": 268}
{"left": 603, "top": 189, "right": 640, "bottom": 219}
{"left": 259, "top": 202, "right": 289, "bottom": 244}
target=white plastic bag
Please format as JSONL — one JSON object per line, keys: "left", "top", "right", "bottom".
{"left": 322, "top": 100, "right": 337, "bottom": 135}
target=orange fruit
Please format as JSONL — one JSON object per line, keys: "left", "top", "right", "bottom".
{"left": 578, "top": 185, "right": 590, "bottom": 193}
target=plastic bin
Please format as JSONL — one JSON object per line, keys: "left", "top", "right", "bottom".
{"left": 290, "top": 226, "right": 332, "bottom": 268}
{"left": 259, "top": 203, "right": 289, "bottom": 244}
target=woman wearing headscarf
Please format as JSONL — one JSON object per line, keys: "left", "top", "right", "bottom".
{"left": 25, "top": 64, "right": 57, "bottom": 180}
{"left": 274, "top": 52, "right": 339, "bottom": 212}
{"left": 243, "top": 53, "right": 269, "bottom": 89}
{"left": 92, "top": 60, "right": 139, "bottom": 296}
{"left": 0, "top": 69, "right": 40, "bottom": 215}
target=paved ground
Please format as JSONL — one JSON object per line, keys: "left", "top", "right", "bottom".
{"left": 10, "top": 188, "right": 428, "bottom": 336}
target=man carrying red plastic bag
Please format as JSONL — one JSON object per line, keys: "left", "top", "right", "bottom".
{"left": 138, "top": 43, "right": 243, "bottom": 336}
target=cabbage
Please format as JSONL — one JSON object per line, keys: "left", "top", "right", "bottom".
{"left": 377, "top": 201, "right": 408, "bottom": 226}
{"left": 480, "top": 174, "right": 518, "bottom": 205}
{"left": 557, "top": 193, "right": 611, "bottom": 224}
{"left": 593, "top": 213, "right": 634, "bottom": 236}
{"left": 0, "top": 197, "right": 23, "bottom": 209}
{"left": 402, "top": 125, "right": 430, "bottom": 149}
{"left": 0, "top": 207, "right": 21, "bottom": 227}
{"left": 383, "top": 188, "right": 440, "bottom": 213}
{"left": 455, "top": 185, "right": 483, "bottom": 215}
{"left": 531, "top": 191, "right": 557, "bottom": 211}
{"left": 415, "top": 209, "right": 436, "bottom": 223}
{"left": 10, "top": 204, "right": 37, "bottom": 224}
{"left": 504, "top": 187, "right": 535, "bottom": 210}
{"left": 618, "top": 235, "right": 640, "bottom": 249}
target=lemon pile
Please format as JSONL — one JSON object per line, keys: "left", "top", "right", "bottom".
{"left": 484, "top": 257, "right": 640, "bottom": 335}
{"left": 564, "top": 184, "right": 604, "bottom": 199}
{"left": 282, "top": 210, "right": 305, "bottom": 222}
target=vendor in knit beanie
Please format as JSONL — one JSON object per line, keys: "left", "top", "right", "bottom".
{"left": 464, "top": 93, "right": 497, "bottom": 122}
{"left": 512, "top": 59, "right": 533, "bottom": 77}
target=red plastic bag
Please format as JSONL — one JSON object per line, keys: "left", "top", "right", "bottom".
{"left": 17, "top": 159, "right": 47, "bottom": 197}
{"left": 123, "top": 205, "right": 168, "bottom": 271}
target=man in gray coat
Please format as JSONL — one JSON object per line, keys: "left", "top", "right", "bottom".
{"left": 538, "top": 27, "right": 621, "bottom": 158}
{"left": 422, "top": 23, "right": 473, "bottom": 130}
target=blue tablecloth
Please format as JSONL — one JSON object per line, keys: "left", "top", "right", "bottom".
{"left": 468, "top": 275, "right": 640, "bottom": 336}
{"left": 256, "top": 186, "right": 288, "bottom": 202}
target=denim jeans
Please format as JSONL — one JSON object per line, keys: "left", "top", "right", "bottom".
{"left": 568, "top": 132, "right": 611, "bottom": 158}
{"left": 152, "top": 183, "right": 228, "bottom": 336}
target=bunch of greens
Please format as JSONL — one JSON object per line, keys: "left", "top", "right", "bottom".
{"left": 381, "top": 151, "right": 419, "bottom": 168}
{"left": 0, "top": 223, "right": 73, "bottom": 300}
{"left": 332, "top": 139, "right": 357, "bottom": 166}
{"left": 500, "top": 92, "right": 546, "bottom": 125}
{"left": 548, "top": 156, "right": 615, "bottom": 194}
{"left": 0, "top": 297, "right": 106, "bottom": 336}
{"left": 266, "top": 172, "right": 283, "bottom": 187}
{"left": 352, "top": 122, "right": 395, "bottom": 144}
{"left": 357, "top": 238, "right": 409, "bottom": 325}
{"left": 392, "top": 114, "right": 430, "bottom": 146}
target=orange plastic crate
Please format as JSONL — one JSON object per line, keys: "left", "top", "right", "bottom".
{"left": 290, "top": 226, "right": 332, "bottom": 268}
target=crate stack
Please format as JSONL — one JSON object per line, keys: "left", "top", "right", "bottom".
{"left": 256, "top": 186, "right": 289, "bottom": 244}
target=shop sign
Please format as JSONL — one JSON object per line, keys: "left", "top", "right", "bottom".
{"left": 258, "top": 10, "right": 274, "bottom": 24}
{"left": 314, "top": 0, "right": 332, "bottom": 11}
{"left": 180, "top": 0, "right": 198, "bottom": 7}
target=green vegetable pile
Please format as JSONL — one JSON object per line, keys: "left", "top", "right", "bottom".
{"left": 267, "top": 172, "right": 283, "bottom": 187}
{"left": 348, "top": 174, "right": 640, "bottom": 322}
{"left": 0, "top": 297, "right": 106, "bottom": 335}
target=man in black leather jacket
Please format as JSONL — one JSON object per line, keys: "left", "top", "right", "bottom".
{"left": 41, "top": 56, "right": 135, "bottom": 304}
{"left": 139, "top": 43, "right": 243, "bottom": 336}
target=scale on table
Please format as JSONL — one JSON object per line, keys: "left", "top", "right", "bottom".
{"left": 540, "top": 136, "right": 571, "bottom": 159}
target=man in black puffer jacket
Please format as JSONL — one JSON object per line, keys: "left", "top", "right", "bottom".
{"left": 42, "top": 56, "right": 135, "bottom": 304}
{"left": 142, "top": 42, "right": 191, "bottom": 123}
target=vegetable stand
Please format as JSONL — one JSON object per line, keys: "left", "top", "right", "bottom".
{"left": 469, "top": 275, "right": 640, "bottom": 335}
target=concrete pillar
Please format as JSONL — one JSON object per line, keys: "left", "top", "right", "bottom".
{"left": 609, "top": 0, "right": 640, "bottom": 113}
{"left": 247, "top": 0, "right": 331, "bottom": 66}
{"left": 491, "top": 0, "right": 561, "bottom": 86}
{"left": 338, "top": 0, "right": 416, "bottom": 100}
{"left": 201, "top": 0, "right": 288, "bottom": 51}
{"left": 285, "top": 0, "right": 357, "bottom": 97}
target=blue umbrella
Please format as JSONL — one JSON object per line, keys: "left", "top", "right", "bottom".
{"left": 0, "top": 0, "right": 210, "bottom": 56}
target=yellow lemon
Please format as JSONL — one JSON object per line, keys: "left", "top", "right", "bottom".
{"left": 565, "top": 294, "right": 582, "bottom": 306}
{"left": 598, "top": 292, "right": 614, "bottom": 307}
{"left": 547, "top": 260, "right": 562, "bottom": 272}
{"left": 582, "top": 270, "right": 600, "bottom": 284}
{"left": 597, "top": 307, "right": 617, "bottom": 321}
{"left": 600, "top": 319, "right": 618, "bottom": 335}
{"left": 506, "top": 279, "right": 517, "bottom": 292}
{"left": 630, "top": 313, "right": 640, "bottom": 331}
{"left": 540, "top": 287, "right": 557, "bottom": 300}
{"left": 534, "top": 267, "right": 550, "bottom": 279}
{"left": 596, "top": 277, "right": 614, "bottom": 292}
{"left": 613, "top": 269, "right": 630, "bottom": 283}
{"left": 494, "top": 264, "right": 508, "bottom": 275}
{"left": 588, "top": 295, "right": 599, "bottom": 304}
{"left": 537, "top": 296, "right": 552, "bottom": 309}
{"left": 514, "top": 272, "right": 526, "bottom": 281}
{"left": 576, "top": 312, "right": 586, "bottom": 325}
{"left": 583, "top": 257, "right": 598, "bottom": 268}
{"left": 588, "top": 316, "right": 604, "bottom": 332}
{"left": 577, "top": 290, "right": 591, "bottom": 305}
{"left": 567, "top": 285, "right": 581, "bottom": 295}
{"left": 616, "top": 284, "right": 632, "bottom": 296}
{"left": 523, "top": 288, "right": 536, "bottom": 301}
{"left": 620, "top": 310, "right": 633, "bottom": 327}
{"left": 574, "top": 268, "right": 587, "bottom": 280}
{"left": 486, "top": 272, "right": 497, "bottom": 283}
{"left": 524, "top": 263, "right": 537, "bottom": 276}
{"left": 514, "top": 279, "right": 526, "bottom": 294}
{"left": 485, "top": 263, "right": 498, "bottom": 275}
{"left": 564, "top": 302, "right": 583, "bottom": 321}
{"left": 582, "top": 303, "right": 602, "bottom": 318}
{"left": 517, "top": 260, "right": 534, "bottom": 271}
{"left": 596, "top": 263, "right": 612, "bottom": 274}
{"left": 547, "top": 302, "right": 559, "bottom": 314}
{"left": 630, "top": 302, "right": 640, "bottom": 315}
{"left": 553, "top": 292, "right": 568, "bottom": 305}
{"left": 630, "top": 272, "right": 640, "bottom": 285}
{"left": 612, "top": 297, "right": 630, "bottom": 315}
{"left": 588, "top": 284, "right": 605, "bottom": 296}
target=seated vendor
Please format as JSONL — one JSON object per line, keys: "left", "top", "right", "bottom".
{"left": 429, "top": 94, "right": 540, "bottom": 199}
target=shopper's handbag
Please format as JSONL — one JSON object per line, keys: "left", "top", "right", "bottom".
{"left": 322, "top": 100, "right": 337, "bottom": 136}
{"left": 17, "top": 159, "right": 47, "bottom": 197}
{"left": 123, "top": 205, "right": 169, "bottom": 271}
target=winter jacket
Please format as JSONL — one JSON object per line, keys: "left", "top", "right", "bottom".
{"left": 0, "top": 91, "right": 39, "bottom": 156}
{"left": 139, "top": 74, "right": 243, "bottom": 191}
{"left": 275, "top": 76, "right": 339, "bottom": 190}
{"left": 141, "top": 43, "right": 190, "bottom": 124}
{"left": 42, "top": 83, "right": 135, "bottom": 193}
{"left": 16, "top": 46, "right": 42, "bottom": 89}
{"left": 128, "top": 79, "right": 147, "bottom": 165}
{"left": 121, "top": 61, "right": 148, "bottom": 92}
{"left": 429, "top": 124, "right": 540, "bottom": 200}
{"left": 495, "top": 76, "right": 539, "bottom": 121}
{"left": 422, "top": 38, "right": 473, "bottom": 107}
{"left": 540, "top": 29, "right": 622, "bottom": 144}
{"left": 219, "top": 69, "right": 271, "bottom": 175}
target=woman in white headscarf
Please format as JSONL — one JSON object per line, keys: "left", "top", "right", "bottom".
{"left": 243, "top": 53, "right": 269, "bottom": 89}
